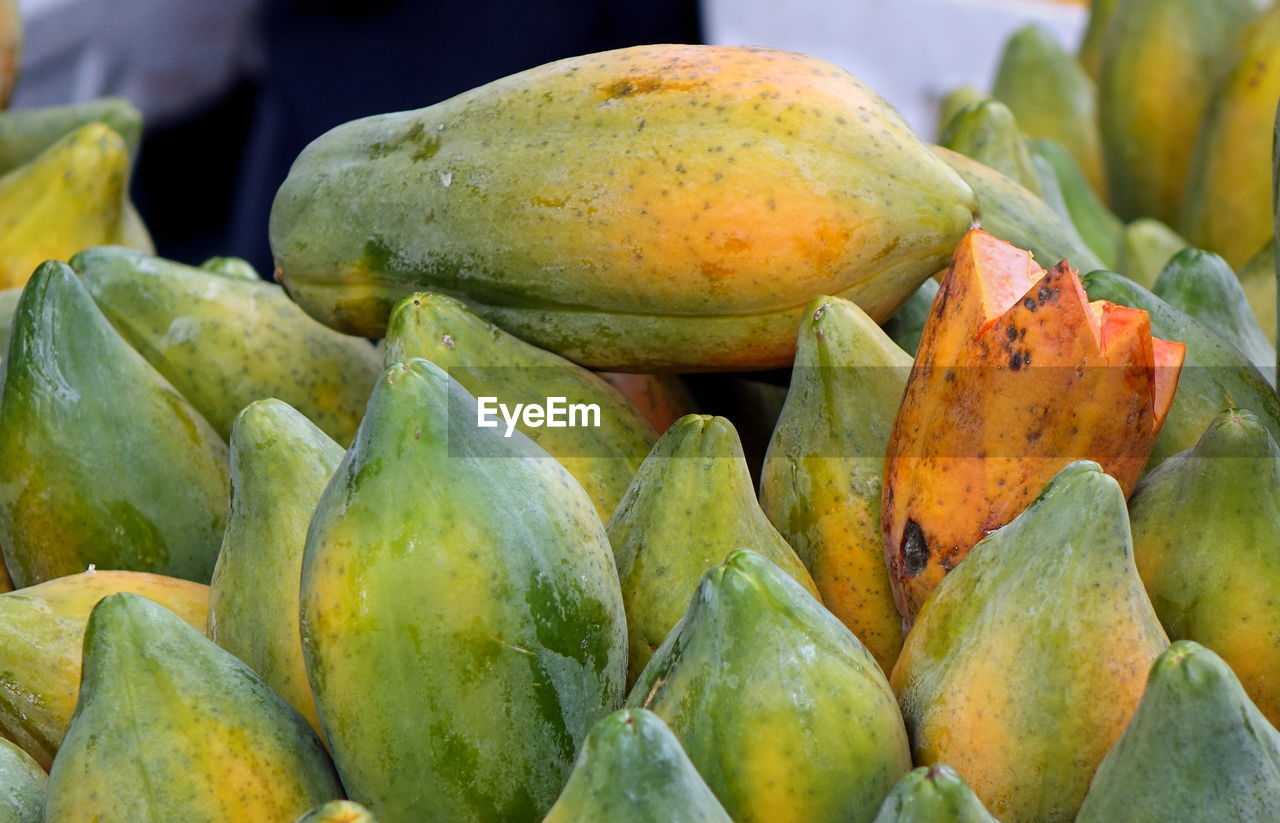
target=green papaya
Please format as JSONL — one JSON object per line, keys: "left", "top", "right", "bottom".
{"left": 1076, "top": 641, "right": 1280, "bottom": 822}
{"left": 881, "top": 277, "right": 938, "bottom": 356}
{"left": 0, "top": 737, "right": 44, "bottom": 823}
{"left": 1239, "top": 239, "right": 1276, "bottom": 344}
{"left": 1081, "top": 269, "right": 1280, "bottom": 463}
{"left": 201, "top": 254, "right": 261, "bottom": 282}
{"left": 294, "top": 801, "right": 378, "bottom": 823}
{"left": 208, "top": 399, "right": 344, "bottom": 733}
{"left": 1128, "top": 410, "right": 1280, "bottom": 725}
{"left": 940, "top": 100, "right": 1042, "bottom": 195}
{"left": 936, "top": 85, "right": 987, "bottom": 139}
{"left": 0, "top": 261, "right": 229, "bottom": 587}
{"left": 1078, "top": 0, "right": 1121, "bottom": 80}
{"left": 992, "top": 24, "right": 1106, "bottom": 196}
{"left": 760, "top": 295, "right": 910, "bottom": 672}
{"left": 933, "top": 146, "right": 1103, "bottom": 273}
{"left": 871, "top": 765, "right": 998, "bottom": 823}
{"left": 891, "top": 462, "right": 1169, "bottom": 823}
{"left": 628, "top": 549, "right": 911, "bottom": 823}
{"left": 72, "top": 246, "right": 381, "bottom": 444}
{"left": 1153, "top": 248, "right": 1274, "bottom": 380}
{"left": 301, "top": 359, "right": 626, "bottom": 823}
{"left": 45, "top": 593, "right": 341, "bottom": 822}
{"left": 1098, "top": 0, "right": 1258, "bottom": 223}
{"left": 0, "top": 98, "right": 142, "bottom": 172}
{"left": 1182, "top": 3, "right": 1280, "bottom": 267}
{"left": 269, "top": 44, "right": 978, "bottom": 370}
{"left": 1115, "top": 217, "right": 1188, "bottom": 288}
{"left": 1030, "top": 138, "right": 1123, "bottom": 268}
{"left": 382, "top": 291, "right": 654, "bottom": 520}
{"left": 607, "top": 414, "right": 817, "bottom": 678}
{"left": 543, "top": 708, "right": 732, "bottom": 823}
{"left": 0, "top": 569, "right": 208, "bottom": 769}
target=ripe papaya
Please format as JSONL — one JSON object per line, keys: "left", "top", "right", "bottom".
{"left": 0, "top": 737, "right": 44, "bottom": 823}
{"left": 544, "top": 709, "right": 731, "bottom": 823}
{"left": 44, "top": 593, "right": 341, "bottom": 822}
{"left": 596, "top": 372, "right": 696, "bottom": 434}
{"left": 382, "top": 291, "right": 655, "bottom": 520}
{"left": 208, "top": 399, "right": 344, "bottom": 733}
{"left": 301, "top": 359, "right": 626, "bottom": 823}
{"left": 0, "top": 261, "right": 229, "bottom": 587}
{"left": 607, "top": 414, "right": 817, "bottom": 678}
{"left": 270, "top": 44, "right": 978, "bottom": 370}
{"left": 760, "top": 295, "right": 910, "bottom": 671}
{"left": 630, "top": 549, "right": 911, "bottom": 823}
{"left": 0, "top": 570, "right": 207, "bottom": 769}
{"left": 72, "top": 246, "right": 382, "bottom": 444}
{"left": 872, "top": 765, "right": 998, "bottom": 823}
{"left": 0, "top": 98, "right": 141, "bottom": 172}
{"left": 1076, "top": 641, "right": 1280, "bottom": 822}
{"left": 891, "top": 462, "right": 1169, "bottom": 823}
{"left": 1115, "top": 217, "right": 1187, "bottom": 288}
{"left": 883, "top": 230, "right": 1182, "bottom": 620}
{"left": 940, "top": 100, "right": 1042, "bottom": 195}
{"left": 294, "top": 801, "right": 378, "bottom": 823}
{"left": 1030, "top": 138, "right": 1122, "bottom": 269}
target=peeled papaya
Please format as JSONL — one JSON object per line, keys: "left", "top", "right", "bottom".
{"left": 891, "top": 462, "right": 1169, "bottom": 823}
{"left": 301, "top": 359, "right": 626, "bottom": 823}
{"left": 1076, "top": 641, "right": 1280, "bottom": 822}
{"left": 270, "top": 44, "right": 978, "bottom": 370}
{"left": 44, "top": 593, "right": 341, "bottom": 822}
{"left": 760, "top": 295, "right": 910, "bottom": 671}
{"left": 0, "top": 737, "right": 44, "bottom": 823}
{"left": 0, "top": 98, "right": 141, "bottom": 173}
{"left": 597, "top": 371, "right": 696, "bottom": 434}
{"left": 0, "top": 569, "right": 208, "bottom": 769}
{"left": 544, "top": 709, "right": 732, "bottom": 823}
{"left": 940, "top": 100, "right": 1042, "bottom": 195}
{"left": 0, "top": 261, "right": 229, "bottom": 587}
{"left": 294, "top": 801, "right": 378, "bottom": 823}
{"left": 629, "top": 549, "right": 911, "bottom": 823}
{"left": 872, "top": 766, "right": 998, "bottom": 823}
{"left": 72, "top": 246, "right": 382, "bottom": 444}
{"left": 607, "top": 414, "right": 817, "bottom": 678}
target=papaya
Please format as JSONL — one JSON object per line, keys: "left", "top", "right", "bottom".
{"left": 295, "top": 801, "right": 379, "bottom": 823}
{"left": 933, "top": 146, "right": 1103, "bottom": 273}
{"left": 992, "top": 24, "right": 1106, "bottom": 195}
{"left": 0, "top": 261, "right": 229, "bottom": 587}
{"left": 1239, "top": 239, "right": 1276, "bottom": 345}
{"left": 1182, "top": 4, "right": 1280, "bottom": 267}
{"left": 1128, "top": 410, "right": 1280, "bottom": 725}
{"left": 1030, "top": 138, "right": 1123, "bottom": 269}
{"left": 0, "top": 569, "right": 208, "bottom": 769}
{"left": 382, "top": 291, "right": 655, "bottom": 519}
{"left": 1076, "top": 641, "right": 1280, "bottom": 822}
{"left": 44, "top": 593, "right": 341, "bottom": 822}
{"left": 543, "top": 708, "right": 732, "bottom": 823}
{"left": 0, "top": 98, "right": 141, "bottom": 172}
{"left": 208, "top": 399, "right": 343, "bottom": 733}
{"left": 72, "top": 246, "right": 382, "bottom": 444}
{"left": 0, "top": 737, "right": 44, "bottom": 823}
{"left": 628, "top": 548, "right": 911, "bottom": 823}
{"left": 936, "top": 84, "right": 986, "bottom": 138}
{"left": 1115, "top": 217, "right": 1187, "bottom": 288}
{"left": 940, "top": 100, "right": 1042, "bottom": 195}
{"left": 881, "top": 277, "right": 938, "bottom": 356}
{"left": 872, "top": 766, "right": 998, "bottom": 823}
{"left": 607, "top": 414, "right": 817, "bottom": 678}
{"left": 0, "top": 124, "right": 128, "bottom": 288}
{"left": 0, "top": 0, "right": 16, "bottom": 110}
{"left": 270, "top": 44, "right": 978, "bottom": 370}
{"left": 301, "top": 359, "right": 626, "bottom": 823}
{"left": 596, "top": 371, "right": 696, "bottom": 434}
{"left": 883, "top": 230, "right": 1182, "bottom": 620}
{"left": 1081, "top": 269, "right": 1280, "bottom": 462}
{"left": 760, "top": 295, "right": 910, "bottom": 672}
{"left": 201, "top": 254, "right": 261, "bottom": 282}
{"left": 1097, "top": 0, "right": 1258, "bottom": 223}
{"left": 1078, "top": 0, "right": 1121, "bottom": 80}
{"left": 1153, "top": 248, "right": 1274, "bottom": 381}
{"left": 891, "top": 462, "right": 1169, "bottom": 823}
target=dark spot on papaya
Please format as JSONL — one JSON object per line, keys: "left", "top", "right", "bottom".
{"left": 1005, "top": 326, "right": 1018, "bottom": 342}
{"left": 1022, "top": 297, "right": 1037, "bottom": 312}
{"left": 1037, "top": 285, "right": 1055, "bottom": 303}
{"left": 902, "top": 520, "right": 929, "bottom": 577}
{"left": 1009, "top": 352, "right": 1023, "bottom": 371}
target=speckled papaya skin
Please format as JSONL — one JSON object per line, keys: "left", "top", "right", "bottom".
{"left": 269, "top": 44, "right": 977, "bottom": 370}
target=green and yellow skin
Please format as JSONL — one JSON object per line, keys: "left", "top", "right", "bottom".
{"left": 891, "top": 462, "right": 1169, "bottom": 823}
{"left": 301, "top": 359, "right": 626, "bottom": 823}
{"left": 269, "top": 44, "right": 977, "bottom": 370}
{"left": 628, "top": 549, "right": 910, "bottom": 823}
{"left": 543, "top": 709, "right": 732, "bottom": 823}
{"left": 383, "top": 291, "right": 655, "bottom": 520}
{"left": 1115, "top": 217, "right": 1187, "bottom": 288}
{"left": 0, "top": 570, "right": 208, "bottom": 769}
{"left": 208, "top": 399, "right": 344, "bottom": 734}
{"left": 72, "top": 246, "right": 381, "bottom": 445}
{"left": 0, "top": 737, "right": 43, "bottom": 823}
{"left": 1098, "top": 0, "right": 1259, "bottom": 224}
{"left": 294, "top": 801, "right": 378, "bottom": 823}
{"left": 1031, "top": 138, "right": 1123, "bottom": 269}
{"left": 993, "top": 24, "right": 1106, "bottom": 196}
{"left": 940, "top": 100, "right": 1043, "bottom": 195}
{"left": 0, "top": 261, "right": 229, "bottom": 587}
{"left": 0, "top": 98, "right": 141, "bottom": 172}
{"left": 45, "top": 593, "right": 341, "bottom": 822}
{"left": 935, "top": 85, "right": 987, "bottom": 138}
{"left": 1077, "top": 641, "right": 1280, "bottom": 822}
{"left": 607, "top": 414, "right": 817, "bottom": 679}
{"left": 871, "top": 766, "right": 998, "bottom": 823}
{"left": 1128, "top": 410, "right": 1280, "bottom": 726}
{"left": 1239, "top": 239, "right": 1276, "bottom": 346}
{"left": 760, "top": 295, "right": 910, "bottom": 672}
{"left": 1078, "top": 0, "right": 1121, "bottom": 80}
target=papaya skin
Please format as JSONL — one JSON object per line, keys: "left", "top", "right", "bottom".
{"left": 940, "top": 100, "right": 1043, "bottom": 195}
{"left": 872, "top": 765, "right": 998, "bottom": 823}
{"left": 270, "top": 44, "right": 977, "bottom": 369}
{"left": 597, "top": 371, "right": 696, "bottom": 434}
{"left": 0, "top": 0, "right": 17, "bottom": 110}
{"left": 293, "top": 800, "right": 378, "bottom": 823}
{"left": 0, "top": 736, "right": 44, "bottom": 823}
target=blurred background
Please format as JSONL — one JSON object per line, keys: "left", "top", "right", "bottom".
{"left": 9, "top": 0, "right": 1086, "bottom": 273}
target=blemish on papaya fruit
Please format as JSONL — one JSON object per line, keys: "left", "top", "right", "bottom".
{"left": 902, "top": 520, "right": 929, "bottom": 576}
{"left": 596, "top": 75, "right": 708, "bottom": 102}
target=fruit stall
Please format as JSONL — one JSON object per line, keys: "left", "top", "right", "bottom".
{"left": 0, "top": 0, "right": 1277, "bottom": 821}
